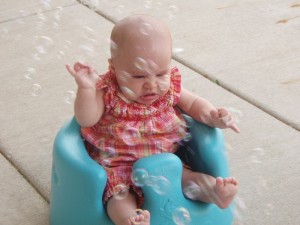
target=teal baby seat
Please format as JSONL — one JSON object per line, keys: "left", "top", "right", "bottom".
{"left": 50, "top": 115, "right": 234, "bottom": 225}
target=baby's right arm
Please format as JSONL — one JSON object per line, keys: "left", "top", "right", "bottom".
{"left": 66, "top": 62, "right": 105, "bottom": 127}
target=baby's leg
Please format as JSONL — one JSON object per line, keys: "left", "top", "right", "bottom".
{"left": 107, "top": 192, "right": 150, "bottom": 225}
{"left": 182, "top": 168, "right": 238, "bottom": 209}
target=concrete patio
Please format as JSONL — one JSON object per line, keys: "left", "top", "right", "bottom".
{"left": 0, "top": 0, "right": 299, "bottom": 224}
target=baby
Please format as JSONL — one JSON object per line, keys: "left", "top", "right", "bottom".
{"left": 66, "top": 14, "right": 239, "bottom": 225}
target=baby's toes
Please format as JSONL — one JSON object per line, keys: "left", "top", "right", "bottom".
{"left": 216, "top": 177, "right": 224, "bottom": 187}
{"left": 232, "top": 177, "right": 239, "bottom": 185}
{"left": 143, "top": 210, "right": 150, "bottom": 222}
{"left": 224, "top": 177, "right": 233, "bottom": 184}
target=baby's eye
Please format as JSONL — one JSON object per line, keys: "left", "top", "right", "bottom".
{"left": 132, "top": 75, "right": 145, "bottom": 79}
{"left": 156, "top": 74, "right": 166, "bottom": 77}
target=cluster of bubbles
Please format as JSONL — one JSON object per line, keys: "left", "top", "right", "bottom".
{"left": 116, "top": 167, "right": 191, "bottom": 225}
{"left": 79, "top": 26, "right": 98, "bottom": 63}
{"left": 143, "top": 0, "right": 179, "bottom": 20}
{"left": 9, "top": 1, "right": 68, "bottom": 97}
{"left": 23, "top": 67, "right": 42, "bottom": 96}
{"left": 131, "top": 168, "right": 171, "bottom": 195}
{"left": 13, "top": 1, "right": 96, "bottom": 100}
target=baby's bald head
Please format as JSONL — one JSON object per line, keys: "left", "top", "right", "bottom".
{"left": 110, "top": 15, "right": 172, "bottom": 70}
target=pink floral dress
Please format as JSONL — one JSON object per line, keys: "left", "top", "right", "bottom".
{"left": 81, "top": 66, "right": 187, "bottom": 206}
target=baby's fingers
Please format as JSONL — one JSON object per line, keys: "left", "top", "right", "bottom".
{"left": 65, "top": 64, "right": 76, "bottom": 77}
{"left": 229, "top": 123, "right": 240, "bottom": 133}
{"left": 210, "top": 109, "right": 219, "bottom": 120}
{"left": 74, "top": 61, "right": 92, "bottom": 72}
{"left": 222, "top": 114, "right": 240, "bottom": 133}
{"left": 218, "top": 107, "right": 229, "bottom": 117}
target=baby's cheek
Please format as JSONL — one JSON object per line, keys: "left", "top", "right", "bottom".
{"left": 158, "top": 79, "right": 170, "bottom": 92}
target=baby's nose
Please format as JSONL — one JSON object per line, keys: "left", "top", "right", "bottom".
{"left": 144, "top": 76, "right": 157, "bottom": 89}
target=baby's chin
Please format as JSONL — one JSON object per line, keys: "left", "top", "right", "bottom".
{"left": 131, "top": 96, "right": 158, "bottom": 106}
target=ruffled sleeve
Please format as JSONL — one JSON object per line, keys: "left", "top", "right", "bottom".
{"left": 169, "top": 66, "right": 182, "bottom": 106}
{"left": 95, "top": 72, "right": 110, "bottom": 90}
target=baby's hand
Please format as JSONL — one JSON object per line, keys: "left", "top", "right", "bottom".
{"left": 210, "top": 107, "right": 240, "bottom": 133}
{"left": 66, "top": 61, "right": 99, "bottom": 89}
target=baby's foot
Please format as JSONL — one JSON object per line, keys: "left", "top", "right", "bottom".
{"left": 213, "top": 177, "right": 238, "bottom": 209}
{"left": 127, "top": 209, "right": 150, "bottom": 225}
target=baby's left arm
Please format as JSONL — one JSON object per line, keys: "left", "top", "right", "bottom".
{"left": 177, "top": 88, "right": 240, "bottom": 133}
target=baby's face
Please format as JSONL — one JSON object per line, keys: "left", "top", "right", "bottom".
{"left": 114, "top": 53, "right": 171, "bottom": 105}
{"left": 110, "top": 15, "right": 173, "bottom": 105}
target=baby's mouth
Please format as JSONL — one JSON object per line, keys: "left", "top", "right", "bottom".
{"left": 140, "top": 93, "right": 158, "bottom": 101}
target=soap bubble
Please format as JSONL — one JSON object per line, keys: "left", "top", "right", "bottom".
{"left": 144, "top": 0, "right": 153, "bottom": 9}
{"left": 33, "top": 35, "right": 54, "bottom": 60}
{"left": 112, "top": 183, "right": 129, "bottom": 200}
{"left": 117, "top": 4, "right": 125, "bottom": 13}
{"left": 232, "top": 196, "right": 247, "bottom": 221}
{"left": 134, "top": 57, "right": 148, "bottom": 71}
{"left": 24, "top": 68, "right": 36, "bottom": 80}
{"left": 227, "top": 107, "right": 243, "bottom": 123}
{"left": 52, "top": 6, "right": 63, "bottom": 29}
{"left": 264, "top": 203, "right": 274, "bottom": 216}
{"left": 53, "top": 6, "right": 63, "bottom": 20}
{"left": 80, "top": 44, "right": 95, "bottom": 57}
{"left": 183, "top": 181, "right": 201, "bottom": 200}
{"left": 31, "top": 84, "right": 42, "bottom": 96}
{"left": 120, "top": 86, "right": 136, "bottom": 99}
{"left": 139, "top": 23, "right": 153, "bottom": 36}
{"left": 118, "top": 71, "right": 131, "bottom": 83}
{"left": 40, "top": 0, "right": 52, "bottom": 10}
{"left": 101, "top": 158, "right": 110, "bottom": 166}
{"left": 131, "top": 168, "right": 149, "bottom": 187}
{"left": 0, "top": 28, "right": 9, "bottom": 40}
{"left": 167, "top": 6, "right": 179, "bottom": 19}
{"left": 36, "top": 12, "right": 47, "bottom": 30}
{"left": 157, "top": 72, "right": 170, "bottom": 91}
{"left": 122, "top": 127, "right": 141, "bottom": 146}
{"left": 63, "top": 40, "right": 72, "bottom": 49}
{"left": 172, "top": 47, "right": 185, "bottom": 54}
{"left": 110, "top": 39, "right": 118, "bottom": 57}
{"left": 82, "top": 26, "right": 97, "bottom": 43}
{"left": 56, "top": 50, "right": 65, "bottom": 59}
{"left": 250, "top": 147, "right": 265, "bottom": 164}
{"left": 157, "top": 80, "right": 170, "bottom": 91}
{"left": 173, "top": 207, "right": 191, "bottom": 225}
{"left": 146, "top": 175, "right": 171, "bottom": 195}
{"left": 16, "top": 10, "right": 28, "bottom": 24}
{"left": 87, "top": 0, "right": 100, "bottom": 11}
{"left": 182, "top": 133, "right": 192, "bottom": 142}
{"left": 63, "top": 90, "right": 76, "bottom": 104}
{"left": 155, "top": 1, "right": 163, "bottom": 10}
{"left": 34, "top": 36, "right": 53, "bottom": 53}
{"left": 101, "top": 147, "right": 116, "bottom": 158}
